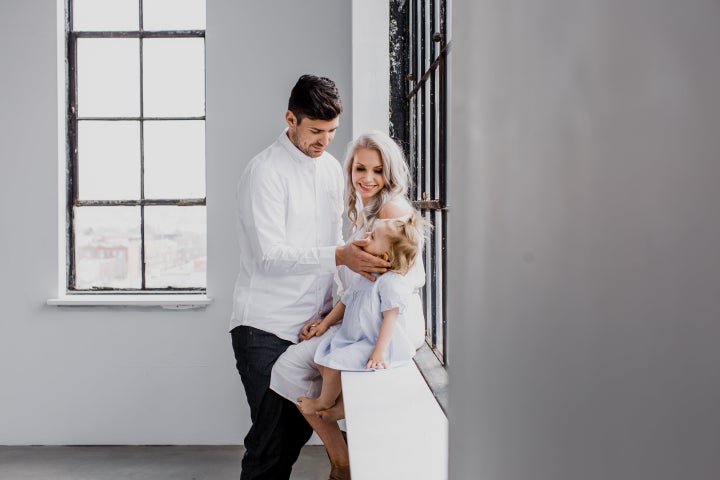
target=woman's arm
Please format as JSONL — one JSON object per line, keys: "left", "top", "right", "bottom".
{"left": 366, "top": 307, "right": 399, "bottom": 369}
{"left": 299, "top": 301, "right": 346, "bottom": 341}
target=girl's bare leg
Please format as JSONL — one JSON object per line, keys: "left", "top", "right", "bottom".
{"left": 297, "top": 366, "right": 342, "bottom": 415}
{"left": 318, "top": 392, "right": 345, "bottom": 422}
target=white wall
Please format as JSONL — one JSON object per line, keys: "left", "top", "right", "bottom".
{"left": 0, "top": 0, "right": 351, "bottom": 445}
{"left": 449, "top": 1, "right": 720, "bottom": 479}
{"left": 352, "top": 0, "right": 390, "bottom": 137}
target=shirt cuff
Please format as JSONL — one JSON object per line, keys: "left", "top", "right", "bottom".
{"left": 319, "top": 246, "right": 337, "bottom": 274}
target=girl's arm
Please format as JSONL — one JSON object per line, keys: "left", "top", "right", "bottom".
{"left": 299, "top": 301, "right": 346, "bottom": 341}
{"left": 366, "top": 307, "right": 399, "bottom": 369}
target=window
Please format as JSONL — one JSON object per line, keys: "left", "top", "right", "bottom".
{"left": 63, "top": 0, "right": 206, "bottom": 294}
{"left": 390, "top": 0, "right": 450, "bottom": 364}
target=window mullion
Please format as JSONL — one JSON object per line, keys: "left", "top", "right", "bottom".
{"left": 139, "top": 0, "right": 146, "bottom": 290}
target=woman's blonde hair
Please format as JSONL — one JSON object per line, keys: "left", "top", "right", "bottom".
{"left": 382, "top": 211, "right": 427, "bottom": 275}
{"left": 344, "top": 131, "right": 411, "bottom": 230}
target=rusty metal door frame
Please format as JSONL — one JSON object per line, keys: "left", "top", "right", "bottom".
{"left": 390, "top": 0, "right": 450, "bottom": 365}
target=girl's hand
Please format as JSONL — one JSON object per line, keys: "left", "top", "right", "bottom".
{"left": 299, "top": 320, "right": 327, "bottom": 341}
{"left": 366, "top": 350, "right": 387, "bottom": 370}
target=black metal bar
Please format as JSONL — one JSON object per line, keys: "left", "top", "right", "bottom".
{"left": 77, "top": 116, "right": 206, "bottom": 121}
{"left": 405, "top": 41, "right": 450, "bottom": 101}
{"left": 439, "top": 0, "right": 449, "bottom": 364}
{"left": 73, "top": 30, "right": 205, "bottom": 38}
{"left": 75, "top": 199, "right": 206, "bottom": 207}
{"left": 429, "top": 0, "right": 437, "bottom": 211}
{"left": 412, "top": 200, "right": 444, "bottom": 210}
{"left": 67, "top": 1, "right": 77, "bottom": 290}
{"left": 389, "top": 1, "right": 409, "bottom": 168}
{"left": 139, "top": 0, "right": 146, "bottom": 290}
{"left": 68, "top": 287, "right": 206, "bottom": 293}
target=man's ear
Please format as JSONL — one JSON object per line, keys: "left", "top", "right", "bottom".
{"left": 285, "top": 110, "right": 297, "bottom": 128}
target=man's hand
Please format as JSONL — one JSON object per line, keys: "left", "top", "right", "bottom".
{"left": 336, "top": 240, "right": 390, "bottom": 281}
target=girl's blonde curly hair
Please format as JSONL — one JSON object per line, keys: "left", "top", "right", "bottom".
{"left": 381, "top": 211, "right": 428, "bottom": 275}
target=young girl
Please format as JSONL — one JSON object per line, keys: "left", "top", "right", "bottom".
{"left": 296, "top": 212, "right": 426, "bottom": 415}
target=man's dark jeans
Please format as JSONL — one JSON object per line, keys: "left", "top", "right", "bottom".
{"left": 231, "top": 325, "right": 313, "bottom": 480}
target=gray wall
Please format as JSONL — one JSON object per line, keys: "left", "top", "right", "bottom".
{"left": 449, "top": 1, "right": 720, "bottom": 479}
{"left": 0, "top": 0, "right": 351, "bottom": 444}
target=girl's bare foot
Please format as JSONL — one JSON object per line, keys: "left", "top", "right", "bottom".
{"left": 297, "top": 396, "right": 333, "bottom": 415}
{"left": 317, "top": 397, "right": 345, "bottom": 422}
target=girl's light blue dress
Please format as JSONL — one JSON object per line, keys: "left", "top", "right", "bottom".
{"left": 313, "top": 271, "right": 417, "bottom": 371}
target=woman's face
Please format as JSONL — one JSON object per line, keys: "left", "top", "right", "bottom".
{"left": 351, "top": 147, "right": 385, "bottom": 203}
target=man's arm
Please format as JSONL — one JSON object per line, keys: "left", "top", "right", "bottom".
{"left": 238, "top": 162, "right": 337, "bottom": 276}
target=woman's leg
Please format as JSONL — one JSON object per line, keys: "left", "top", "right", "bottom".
{"left": 302, "top": 411, "right": 350, "bottom": 480}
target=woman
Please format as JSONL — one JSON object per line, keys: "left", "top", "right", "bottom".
{"left": 269, "top": 130, "right": 427, "bottom": 480}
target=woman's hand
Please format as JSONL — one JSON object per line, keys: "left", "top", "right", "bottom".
{"left": 366, "top": 349, "right": 388, "bottom": 370}
{"left": 299, "top": 320, "right": 328, "bottom": 341}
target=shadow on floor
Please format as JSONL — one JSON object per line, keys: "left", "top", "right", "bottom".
{"left": 0, "top": 445, "right": 330, "bottom": 480}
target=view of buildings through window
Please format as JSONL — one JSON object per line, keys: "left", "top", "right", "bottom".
{"left": 65, "top": 0, "right": 206, "bottom": 292}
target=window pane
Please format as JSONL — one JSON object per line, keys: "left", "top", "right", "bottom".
{"left": 143, "top": 38, "right": 205, "bottom": 117}
{"left": 77, "top": 121, "right": 140, "bottom": 201}
{"left": 73, "top": 0, "right": 139, "bottom": 31}
{"left": 144, "top": 120, "right": 205, "bottom": 199}
{"left": 143, "top": 0, "right": 206, "bottom": 30}
{"left": 74, "top": 206, "right": 142, "bottom": 289}
{"left": 144, "top": 206, "right": 206, "bottom": 289}
{"left": 77, "top": 38, "right": 140, "bottom": 117}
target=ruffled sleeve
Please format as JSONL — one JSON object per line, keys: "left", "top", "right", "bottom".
{"left": 378, "top": 272, "right": 413, "bottom": 314}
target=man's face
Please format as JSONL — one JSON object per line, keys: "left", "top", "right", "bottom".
{"left": 285, "top": 111, "right": 339, "bottom": 158}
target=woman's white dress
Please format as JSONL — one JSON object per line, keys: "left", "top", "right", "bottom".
{"left": 314, "top": 272, "right": 416, "bottom": 371}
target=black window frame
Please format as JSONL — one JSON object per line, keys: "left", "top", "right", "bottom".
{"left": 64, "top": 0, "right": 207, "bottom": 294}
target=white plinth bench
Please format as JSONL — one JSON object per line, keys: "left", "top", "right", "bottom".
{"left": 341, "top": 362, "right": 448, "bottom": 479}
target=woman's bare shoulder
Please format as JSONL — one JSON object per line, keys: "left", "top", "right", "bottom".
{"left": 378, "top": 196, "right": 413, "bottom": 219}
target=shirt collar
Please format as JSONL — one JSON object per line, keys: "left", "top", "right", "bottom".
{"left": 278, "top": 128, "right": 318, "bottom": 164}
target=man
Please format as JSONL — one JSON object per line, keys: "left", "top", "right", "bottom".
{"left": 230, "top": 75, "right": 389, "bottom": 480}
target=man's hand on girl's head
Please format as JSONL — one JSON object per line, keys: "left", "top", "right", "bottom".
{"left": 336, "top": 241, "right": 390, "bottom": 281}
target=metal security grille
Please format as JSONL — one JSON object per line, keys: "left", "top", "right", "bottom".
{"left": 65, "top": 0, "right": 207, "bottom": 293}
{"left": 390, "top": 0, "right": 450, "bottom": 365}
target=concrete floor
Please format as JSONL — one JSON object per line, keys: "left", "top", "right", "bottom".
{"left": 0, "top": 445, "right": 330, "bottom": 480}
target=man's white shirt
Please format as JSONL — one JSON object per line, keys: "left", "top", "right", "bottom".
{"left": 230, "top": 130, "right": 345, "bottom": 342}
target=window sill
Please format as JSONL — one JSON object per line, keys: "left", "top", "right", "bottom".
{"left": 413, "top": 343, "right": 449, "bottom": 415}
{"left": 46, "top": 294, "right": 212, "bottom": 310}
{"left": 342, "top": 362, "right": 448, "bottom": 479}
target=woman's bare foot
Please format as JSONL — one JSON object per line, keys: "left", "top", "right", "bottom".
{"left": 328, "top": 463, "right": 351, "bottom": 480}
{"left": 318, "top": 396, "right": 345, "bottom": 422}
{"left": 297, "top": 396, "right": 333, "bottom": 415}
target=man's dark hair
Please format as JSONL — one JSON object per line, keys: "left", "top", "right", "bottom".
{"left": 287, "top": 75, "right": 343, "bottom": 124}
